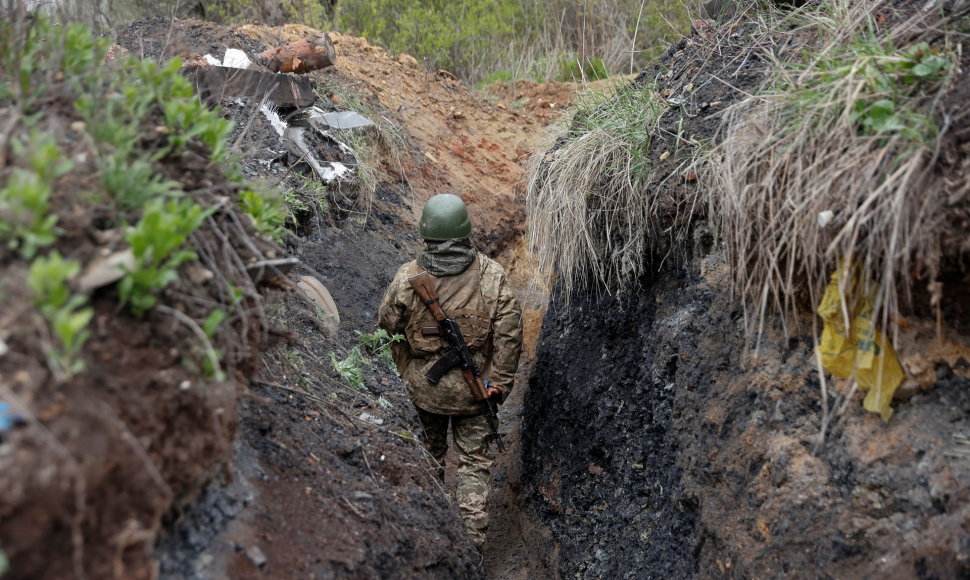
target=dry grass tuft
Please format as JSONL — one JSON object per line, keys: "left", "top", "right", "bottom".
{"left": 526, "top": 84, "right": 670, "bottom": 300}
{"left": 706, "top": 0, "right": 966, "bottom": 338}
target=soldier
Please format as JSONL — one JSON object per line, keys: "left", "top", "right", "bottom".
{"left": 377, "top": 193, "right": 523, "bottom": 548}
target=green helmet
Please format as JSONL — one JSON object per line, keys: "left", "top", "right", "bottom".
{"left": 419, "top": 194, "right": 471, "bottom": 241}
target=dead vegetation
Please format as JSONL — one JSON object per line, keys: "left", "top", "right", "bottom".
{"left": 529, "top": 0, "right": 970, "bottom": 338}
{"left": 526, "top": 83, "right": 676, "bottom": 300}
{"left": 707, "top": 0, "right": 970, "bottom": 337}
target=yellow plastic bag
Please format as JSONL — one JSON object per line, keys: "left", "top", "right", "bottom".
{"left": 817, "top": 264, "right": 905, "bottom": 420}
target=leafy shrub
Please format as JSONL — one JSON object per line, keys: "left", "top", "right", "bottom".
{"left": 331, "top": 329, "right": 405, "bottom": 389}
{"left": 101, "top": 154, "right": 183, "bottom": 213}
{"left": 239, "top": 189, "right": 288, "bottom": 242}
{"left": 1, "top": 14, "right": 284, "bottom": 391}
{"left": 119, "top": 199, "right": 213, "bottom": 316}
{"left": 330, "top": 347, "right": 367, "bottom": 390}
{"left": 357, "top": 328, "right": 404, "bottom": 372}
{"left": 334, "top": 0, "right": 689, "bottom": 82}
{"left": 28, "top": 252, "right": 93, "bottom": 377}
{"left": 335, "top": 0, "right": 522, "bottom": 78}
{"left": 0, "top": 137, "right": 71, "bottom": 258}
{"left": 74, "top": 56, "right": 233, "bottom": 215}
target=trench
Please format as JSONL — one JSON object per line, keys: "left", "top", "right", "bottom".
{"left": 5, "top": 6, "right": 968, "bottom": 579}
{"left": 131, "top": 15, "right": 970, "bottom": 580}
{"left": 155, "top": 67, "right": 970, "bottom": 580}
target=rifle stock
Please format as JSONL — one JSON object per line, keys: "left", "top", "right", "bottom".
{"left": 409, "top": 274, "right": 446, "bottom": 320}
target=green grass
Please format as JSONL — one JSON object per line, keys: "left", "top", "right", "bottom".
{"left": 777, "top": 36, "right": 953, "bottom": 147}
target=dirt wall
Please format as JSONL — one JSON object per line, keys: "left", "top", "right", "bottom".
{"left": 523, "top": 251, "right": 970, "bottom": 579}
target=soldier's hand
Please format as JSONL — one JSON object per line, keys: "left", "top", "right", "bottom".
{"left": 485, "top": 385, "right": 504, "bottom": 399}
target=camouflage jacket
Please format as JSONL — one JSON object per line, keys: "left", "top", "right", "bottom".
{"left": 377, "top": 253, "right": 523, "bottom": 415}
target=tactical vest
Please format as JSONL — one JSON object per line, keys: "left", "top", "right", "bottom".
{"left": 402, "top": 255, "right": 493, "bottom": 360}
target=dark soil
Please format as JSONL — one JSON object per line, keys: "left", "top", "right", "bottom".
{"left": 150, "top": 181, "right": 485, "bottom": 578}
{"left": 524, "top": 268, "right": 701, "bottom": 580}
{"left": 527, "top": 247, "right": 970, "bottom": 578}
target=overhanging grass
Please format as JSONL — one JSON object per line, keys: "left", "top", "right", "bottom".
{"left": 526, "top": 84, "right": 668, "bottom": 300}
{"left": 707, "top": 0, "right": 963, "bottom": 337}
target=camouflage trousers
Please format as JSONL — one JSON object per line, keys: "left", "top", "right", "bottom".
{"left": 415, "top": 406, "right": 494, "bottom": 546}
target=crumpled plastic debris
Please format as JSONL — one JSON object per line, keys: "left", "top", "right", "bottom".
{"left": 816, "top": 262, "right": 906, "bottom": 420}
{"left": 222, "top": 48, "right": 252, "bottom": 69}
{"left": 308, "top": 109, "right": 373, "bottom": 130}
{"left": 260, "top": 105, "right": 361, "bottom": 185}
{"left": 202, "top": 48, "right": 252, "bottom": 69}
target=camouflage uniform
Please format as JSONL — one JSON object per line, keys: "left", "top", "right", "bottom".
{"left": 378, "top": 252, "right": 523, "bottom": 546}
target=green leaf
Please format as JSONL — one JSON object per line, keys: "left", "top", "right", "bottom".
{"left": 202, "top": 309, "right": 227, "bottom": 338}
{"left": 331, "top": 347, "right": 367, "bottom": 390}
{"left": 912, "top": 63, "right": 932, "bottom": 77}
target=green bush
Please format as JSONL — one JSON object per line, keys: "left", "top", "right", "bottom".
{"left": 334, "top": 0, "right": 689, "bottom": 82}
{"left": 357, "top": 328, "right": 404, "bottom": 372}
{"left": 119, "top": 199, "right": 213, "bottom": 317}
{"left": 330, "top": 347, "right": 367, "bottom": 390}
{"left": 28, "top": 252, "right": 93, "bottom": 378}
{"left": 330, "top": 329, "right": 405, "bottom": 389}
{"left": 239, "top": 189, "right": 289, "bottom": 242}
{"left": 0, "top": 136, "right": 71, "bottom": 259}
{"left": 335, "top": 0, "right": 522, "bottom": 78}
{"left": 74, "top": 56, "right": 233, "bottom": 217}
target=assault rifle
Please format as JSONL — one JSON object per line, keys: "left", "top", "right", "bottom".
{"left": 409, "top": 272, "right": 506, "bottom": 453}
